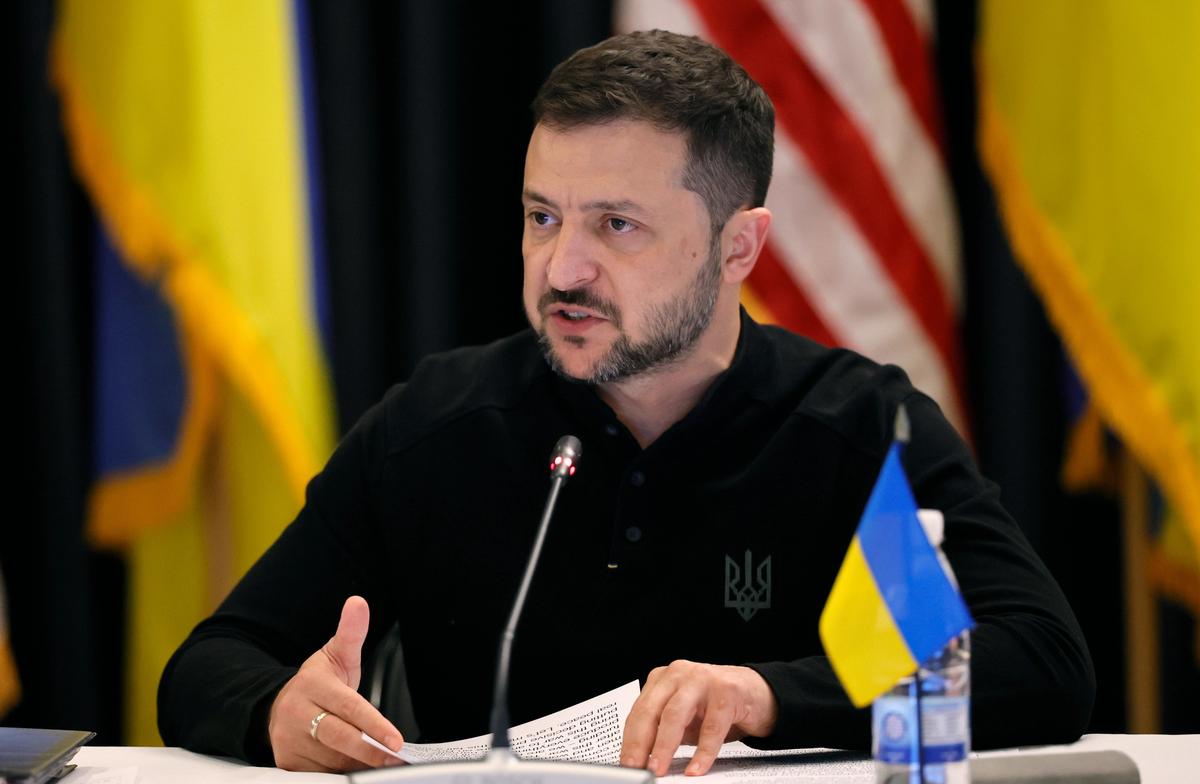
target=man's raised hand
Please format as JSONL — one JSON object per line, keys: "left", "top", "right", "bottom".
{"left": 268, "top": 596, "right": 404, "bottom": 772}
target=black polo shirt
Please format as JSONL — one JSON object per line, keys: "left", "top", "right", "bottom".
{"left": 158, "top": 311, "right": 1094, "bottom": 764}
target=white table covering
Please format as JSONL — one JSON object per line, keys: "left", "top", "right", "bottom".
{"left": 68, "top": 733, "right": 1198, "bottom": 784}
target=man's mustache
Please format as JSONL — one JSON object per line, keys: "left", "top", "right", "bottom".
{"left": 538, "top": 288, "right": 622, "bottom": 327}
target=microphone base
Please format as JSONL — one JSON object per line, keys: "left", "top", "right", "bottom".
{"left": 349, "top": 748, "right": 655, "bottom": 784}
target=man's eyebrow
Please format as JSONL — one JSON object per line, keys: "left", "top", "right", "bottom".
{"left": 521, "top": 189, "right": 649, "bottom": 216}
{"left": 522, "top": 188, "right": 557, "bottom": 209}
{"left": 583, "top": 198, "right": 646, "bottom": 215}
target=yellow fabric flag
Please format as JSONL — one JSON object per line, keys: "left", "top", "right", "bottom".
{"left": 979, "top": 2, "right": 1200, "bottom": 610}
{"left": 52, "top": 0, "right": 335, "bottom": 743}
{"left": 0, "top": 572, "right": 18, "bottom": 717}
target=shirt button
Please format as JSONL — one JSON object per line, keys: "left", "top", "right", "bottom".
{"left": 625, "top": 526, "right": 643, "bottom": 543}
{"left": 629, "top": 470, "right": 645, "bottom": 487}
{"left": 604, "top": 424, "right": 620, "bottom": 437}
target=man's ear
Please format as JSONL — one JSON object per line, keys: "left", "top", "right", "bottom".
{"left": 720, "top": 207, "right": 772, "bottom": 284}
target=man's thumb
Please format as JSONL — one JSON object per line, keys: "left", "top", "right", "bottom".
{"left": 325, "top": 595, "right": 370, "bottom": 687}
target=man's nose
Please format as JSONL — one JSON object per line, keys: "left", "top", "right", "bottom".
{"left": 545, "top": 223, "right": 599, "bottom": 291}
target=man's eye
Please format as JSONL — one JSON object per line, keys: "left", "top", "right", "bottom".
{"left": 607, "top": 217, "right": 634, "bottom": 233}
{"left": 530, "top": 211, "right": 555, "bottom": 226}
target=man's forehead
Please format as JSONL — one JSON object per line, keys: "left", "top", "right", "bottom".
{"left": 523, "top": 120, "right": 693, "bottom": 211}
{"left": 522, "top": 188, "right": 651, "bottom": 215}
{"left": 527, "top": 117, "right": 687, "bottom": 153}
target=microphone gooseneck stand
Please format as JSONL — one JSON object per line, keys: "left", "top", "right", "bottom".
{"left": 351, "top": 436, "right": 652, "bottom": 784}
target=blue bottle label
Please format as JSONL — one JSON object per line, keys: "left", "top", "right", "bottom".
{"left": 873, "top": 695, "right": 968, "bottom": 765}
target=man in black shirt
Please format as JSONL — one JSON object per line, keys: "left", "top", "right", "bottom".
{"left": 158, "top": 30, "right": 1094, "bottom": 775}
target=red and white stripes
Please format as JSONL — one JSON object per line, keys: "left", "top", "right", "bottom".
{"left": 617, "top": 0, "right": 969, "bottom": 437}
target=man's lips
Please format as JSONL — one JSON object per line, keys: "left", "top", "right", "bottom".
{"left": 546, "top": 304, "right": 608, "bottom": 323}
{"left": 545, "top": 305, "right": 611, "bottom": 335}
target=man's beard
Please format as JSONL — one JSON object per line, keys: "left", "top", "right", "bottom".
{"left": 533, "top": 237, "right": 723, "bottom": 385}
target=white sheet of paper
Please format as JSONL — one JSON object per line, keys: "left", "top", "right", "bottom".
{"left": 661, "top": 742, "right": 873, "bottom": 783}
{"left": 383, "top": 679, "right": 640, "bottom": 766}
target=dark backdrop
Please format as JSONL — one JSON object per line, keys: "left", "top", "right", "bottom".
{"left": 12, "top": 0, "right": 1190, "bottom": 744}
{"left": 311, "top": 1, "right": 612, "bottom": 426}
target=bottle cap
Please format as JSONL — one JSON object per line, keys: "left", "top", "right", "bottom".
{"left": 917, "top": 508, "right": 944, "bottom": 547}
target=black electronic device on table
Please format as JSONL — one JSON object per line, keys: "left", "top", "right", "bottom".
{"left": 0, "top": 727, "right": 95, "bottom": 784}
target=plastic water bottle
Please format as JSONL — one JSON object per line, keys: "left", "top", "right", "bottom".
{"left": 872, "top": 510, "right": 971, "bottom": 784}
{"left": 873, "top": 631, "right": 971, "bottom": 783}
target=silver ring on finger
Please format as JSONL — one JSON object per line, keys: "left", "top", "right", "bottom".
{"left": 310, "top": 710, "right": 330, "bottom": 741}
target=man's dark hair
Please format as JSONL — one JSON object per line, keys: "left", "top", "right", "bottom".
{"left": 532, "top": 29, "right": 775, "bottom": 231}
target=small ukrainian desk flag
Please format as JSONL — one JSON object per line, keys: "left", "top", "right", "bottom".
{"left": 819, "top": 406, "right": 974, "bottom": 707}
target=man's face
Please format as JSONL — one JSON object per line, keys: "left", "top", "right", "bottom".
{"left": 521, "top": 120, "right": 723, "bottom": 385}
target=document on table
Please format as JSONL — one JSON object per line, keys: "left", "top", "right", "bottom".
{"left": 387, "top": 679, "right": 875, "bottom": 781}
{"left": 393, "top": 679, "right": 639, "bottom": 765}
{"left": 662, "top": 743, "right": 873, "bottom": 783}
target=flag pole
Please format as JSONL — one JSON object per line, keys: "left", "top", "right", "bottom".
{"left": 915, "top": 668, "right": 926, "bottom": 784}
{"left": 893, "top": 405, "right": 925, "bottom": 783}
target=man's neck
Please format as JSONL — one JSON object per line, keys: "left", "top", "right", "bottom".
{"left": 597, "top": 307, "right": 742, "bottom": 449}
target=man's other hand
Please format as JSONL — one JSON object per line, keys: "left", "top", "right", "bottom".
{"left": 620, "top": 660, "right": 778, "bottom": 777}
{"left": 268, "top": 596, "right": 404, "bottom": 772}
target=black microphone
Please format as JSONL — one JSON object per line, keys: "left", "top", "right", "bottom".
{"left": 351, "top": 435, "right": 651, "bottom": 784}
{"left": 489, "top": 435, "right": 582, "bottom": 749}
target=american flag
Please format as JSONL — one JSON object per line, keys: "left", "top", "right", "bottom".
{"left": 617, "top": 0, "right": 968, "bottom": 437}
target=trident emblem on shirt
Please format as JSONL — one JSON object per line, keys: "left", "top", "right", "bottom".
{"left": 724, "top": 549, "right": 772, "bottom": 621}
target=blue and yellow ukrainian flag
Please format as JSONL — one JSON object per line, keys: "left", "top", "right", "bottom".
{"left": 52, "top": 0, "right": 335, "bottom": 743}
{"left": 819, "top": 423, "right": 973, "bottom": 708}
{"left": 978, "top": 0, "right": 1200, "bottom": 641}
